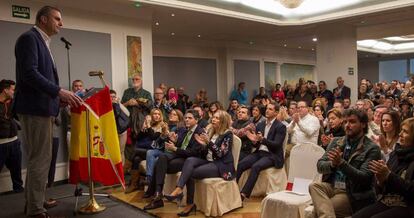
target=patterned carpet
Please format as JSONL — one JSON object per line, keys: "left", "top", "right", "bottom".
{"left": 110, "top": 188, "right": 262, "bottom": 218}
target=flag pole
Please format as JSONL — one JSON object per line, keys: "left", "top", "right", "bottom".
{"left": 78, "top": 109, "right": 106, "bottom": 214}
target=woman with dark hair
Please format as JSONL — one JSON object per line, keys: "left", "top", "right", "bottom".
{"left": 353, "top": 117, "right": 414, "bottom": 218}
{"left": 166, "top": 87, "right": 179, "bottom": 109}
{"left": 168, "top": 109, "right": 184, "bottom": 132}
{"left": 165, "top": 110, "right": 234, "bottom": 216}
{"left": 378, "top": 111, "right": 401, "bottom": 162}
{"left": 207, "top": 101, "right": 223, "bottom": 121}
{"left": 250, "top": 104, "right": 266, "bottom": 126}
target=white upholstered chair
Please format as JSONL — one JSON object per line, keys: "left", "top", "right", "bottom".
{"left": 261, "top": 142, "right": 325, "bottom": 218}
{"left": 193, "top": 135, "right": 242, "bottom": 217}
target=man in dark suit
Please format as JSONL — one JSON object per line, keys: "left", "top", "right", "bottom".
{"left": 236, "top": 102, "right": 287, "bottom": 200}
{"left": 14, "top": 6, "right": 82, "bottom": 217}
{"left": 143, "top": 109, "right": 204, "bottom": 210}
{"left": 333, "top": 76, "right": 351, "bottom": 100}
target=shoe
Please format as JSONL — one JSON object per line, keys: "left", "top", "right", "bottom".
{"left": 142, "top": 190, "right": 154, "bottom": 199}
{"left": 143, "top": 194, "right": 164, "bottom": 210}
{"left": 44, "top": 199, "right": 58, "bottom": 209}
{"left": 177, "top": 204, "right": 197, "bottom": 217}
{"left": 164, "top": 192, "right": 183, "bottom": 202}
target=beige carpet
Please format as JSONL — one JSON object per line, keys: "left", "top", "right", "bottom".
{"left": 110, "top": 188, "right": 262, "bottom": 217}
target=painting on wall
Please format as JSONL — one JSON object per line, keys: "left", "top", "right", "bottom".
{"left": 280, "top": 63, "right": 315, "bottom": 86}
{"left": 127, "top": 36, "right": 142, "bottom": 87}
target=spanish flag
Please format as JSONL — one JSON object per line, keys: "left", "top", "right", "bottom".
{"left": 69, "top": 86, "right": 125, "bottom": 187}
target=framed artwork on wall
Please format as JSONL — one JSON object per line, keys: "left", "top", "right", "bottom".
{"left": 127, "top": 35, "right": 142, "bottom": 87}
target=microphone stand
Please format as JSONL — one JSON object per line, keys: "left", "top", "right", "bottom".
{"left": 64, "top": 41, "right": 71, "bottom": 90}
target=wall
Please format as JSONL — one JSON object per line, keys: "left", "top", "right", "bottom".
{"left": 0, "top": 0, "right": 153, "bottom": 193}
{"left": 358, "top": 59, "right": 379, "bottom": 83}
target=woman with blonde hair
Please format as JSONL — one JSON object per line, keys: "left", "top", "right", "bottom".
{"left": 125, "top": 108, "right": 169, "bottom": 193}
{"left": 165, "top": 110, "right": 234, "bottom": 216}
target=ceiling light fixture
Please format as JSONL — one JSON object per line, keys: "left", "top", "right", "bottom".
{"left": 298, "top": 46, "right": 302, "bottom": 48}
{"left": 171, "top": 13, "right": 175, "bottom": 17}
{"left": 197, "top": 34, "right": 201, "bottom": 38}
{"left": 279, "top": 0, "right": 304, "bottom": 9}
{"left": 312, "top": 37, "right": 317, "bottom": 42}
{"left": 283, "top": 44, "right": 287, "bottom": 47}
{"left": 171, "top": 32, "right": 175, "bottom": 36}
{"left": 155, "top": 22, "right": 159, "bottom": 26}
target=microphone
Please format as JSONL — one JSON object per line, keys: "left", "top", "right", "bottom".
{"left": 89, "top": 71, "right": 104, "bottom": 77}
{"left": 60, "top": 37, "right": 72, "bottom": 46}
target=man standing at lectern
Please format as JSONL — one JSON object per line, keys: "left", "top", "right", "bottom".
{"left": 14, "top": 6, "right": 82, "bottom": 217}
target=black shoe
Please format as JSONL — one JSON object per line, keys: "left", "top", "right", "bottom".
{"left": 164, "top": 192, "right": 183, "bottom": 202}
{"left": 177, "top": 204, "right": 197, "bottom": 217}
{"left": 142, "top": 190, "right": 154, "bottom": 199}
{"left": 143, "top": 198, "right": 164, "bottom": 210}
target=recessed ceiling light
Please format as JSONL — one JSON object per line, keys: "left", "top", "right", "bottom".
{"left": 171, "top": 13, "right": 175, "bottom": 17}
{"left": 197, "top": 34, "right": 201, "bottom": 38}
{"left": 134, "top": 3, "right": 141, "bottom": 8}
{"left": 283, "top": 44, "right": 287, "bottom": 47}
{"left": 249, "top": 41, "right": 254, "bottom": 45}
{"left": 361, "top": 20, "right": 366, "bottom": 24}
{"left": 311, "top": 48, "right": 315, "bottom": 51}
{"left": 298, "top": 46, "right": 302, "bottom": 48}
{"left": 312, "top": 37, "right": 318, "bottom": 42}
{"left": 171, "top": 32, "right": 175, "bottom": 36}
{"left": 155, "top": 22, "right": 159, "bottom": 26}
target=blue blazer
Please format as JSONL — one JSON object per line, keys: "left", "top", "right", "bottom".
{"left": 255, "top": 120, "right": 286, "bottom": 168}
{"left": 14, "top": 27, "right": 61, "bottom": 117}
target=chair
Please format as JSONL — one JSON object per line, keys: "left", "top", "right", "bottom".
{"left": 260, "top": 142, "right": 325, "bottom": 218}
{"left": 193, "top": 135, "right": 242, "bottom": 217}
{"left": 237, "top": 132, "right": 289, "bottom": 197}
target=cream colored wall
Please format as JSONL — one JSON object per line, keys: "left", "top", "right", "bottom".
{"left": 0, "top": 0, "right": 154, "bottom": 95}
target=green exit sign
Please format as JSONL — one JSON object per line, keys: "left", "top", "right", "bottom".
{"left": 12, "top": 5, "right": 30, "bottom": 19}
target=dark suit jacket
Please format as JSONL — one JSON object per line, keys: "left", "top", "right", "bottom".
{"left": 174, "top": 125, "right": 204, "bottom": 158}
{"left": 14, "top": 27, "right": 61, "bottom": 117}
{"left": 333, "top": 85, "right": 351, "bottom": 100}
{"left": 255, "top": 119, "right": 286, "bottom": 168}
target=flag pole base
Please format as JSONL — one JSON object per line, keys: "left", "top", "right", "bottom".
{"left": 78, "top": 197, "right": 106, "bottom": 214}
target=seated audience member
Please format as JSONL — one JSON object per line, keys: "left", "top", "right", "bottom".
{"left": 276, "top": 106, "right": 290, "bottom": 126}
{"left": 369, "top": 105, "right": 389, "bottom": 138}
{"left": 125, "top": 108, "right": 169, "bottom": 193}
{"left": 313, "top": 105, "right": 327, "bottom": 145}
{"left": 321, "top": 109, "right": 345, "bottom": 148}
{"left": 400, "top": 100, "right": 413, "bottom": 121}
{"left": 250, "top": 96, "right": 262, "bottom": 107}
{"left": 165, "top": 110, "right": 234, "bottom": 216}
{"left": 143, "top": 109, "right": 204, "bottom": 210}
{"left": 230, "top": 82, "right": 248, "bottom": 105}
{"left": 192, "top": 105, "right": 208, "bottom": 128}
{"left": 287, "top": 101, "right": 320, "bottom": 145}
{"left": 353, "top": 117, "right": 414, "bottom": 218}
{"left": 167, "top": 109, "right": 184, "bottom": 132}
{"left": 166, "top": 87, "right": 179, "bottom": 110}
{"left": 333, "top": 99, "right": 345, "bottom": 113}
{"left": 309, "top": 109, "right": 381, "bottom": 218}
{"left": 377, "top": 111, "right": 401, "bottom": 162}
{"left": 207, "top": 101, "right": 223, "bottom": 121}
{"left": 286, "top": 101, "right": 298, "bottom": 123}
{"left": 193, "top": 88, "right": 208, "bottom": 106}
{"left": 227, "top": 99, "right": 239, "bottom": 121}
{"left": 343, "top": 98, "right": 351, "bottom": 109}
{"left": 231, "top": 106, "right": 255, "bottom": 161}
{"left": 293, "top": 83, "right": 313, "bottom": 107}
{"left": 255, "top": 86, "right": 269, "bottom": 102}
{"left": 0, "top": 79, "right": 23, "bottom": 192}
{"left": 237, "top": 103, "right": 287, "bottom": 200}
{"left": 176, "top": 86, "right": 191, "bottom": 113}
{"left": 159, "top": 83, "right": 167, "bottom": 95}
{"left": 153, "top": 87, "right": 172, "bottom": 121}
{"left": 271, "top": 83, "right": 285, "bottom": 105}
{"left": 250, "top": 104, "right": 266, "bottom": 126}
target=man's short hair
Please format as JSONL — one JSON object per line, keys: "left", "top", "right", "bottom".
{"left": 36, "top": 6, "right": 61, "bottom": 25}
{"left": 0, "top": 79, "right": 15, "bottom": 92}
{"left": 185, "top": 109, "right": 200, "bottom": 120}
{"left": 267, "top": 102, "right": 280, "bottom": 112}
{"left": 343, "top": 109, "right": 369, "bottom": 134}
{"left": 238, "top": 105, "right": 250, "bottom": 115}
{"left": 109, "top": 89, "right": 116, "bottom": 95}
{"left": 72, "top": 79, "right": 83, "bottom": 85}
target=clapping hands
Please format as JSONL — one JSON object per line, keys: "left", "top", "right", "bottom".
{"left": 369, "top": 160, "right": 390, "bottom": 185}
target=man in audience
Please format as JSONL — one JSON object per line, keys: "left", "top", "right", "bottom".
{"left": 333, "top": 76, "right": 351, "bottom": 100}
{"left": 343, "top": 98, "right": 351, "bottom": 109}
{"left": 71, "top": 79, "right": 84, "bottom": 94}
{"left": 153, "top": 87, "right": 172, "bottom": 121}
{"left": 230, "top": 82, "right": 248, "bottom": 105}
{"left": 287, "top": 101, "right": 320, "bottom": 145}
{"left": 177, "top": 86, "right": 190, "bottom": 113}
{"left": 191, "top": 105, "right": 208, "bottom": 128}
{"left": 309, "top": 109, "right": 381, "bottom": 218}
{"left": 231, "top": 106, "right": 255, "bottom": 161}
{"left": 294, "top": 83, "right": 313, "bottom": 106}
{"left": 388, "top": 80, "right": 401, "bottom": 98}
{"left": 15, "top": 6, "right": 82, "bottom": 217}
{"left": 0, "top": 79, "right": 23, "bottom": 193}
{"left": 318, "top": 81, "right": 334, "bottom": 109}
{"left": 333, "top": 100, "right": 345, "bottom": 113}
{"left": 237, "top": 102, "right": 286, "bottom": 200}
{"left": 227, "top": 99, "right": 239, "bottom": 121}
{"left": 355, "top": 99, "right": 365, "bottom": 110}
{"left": 159, "top": 83, "right": 167, "bottom": 95}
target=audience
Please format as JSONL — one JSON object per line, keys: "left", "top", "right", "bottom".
{"left": 231, "top": 105, "right": 255, "bottom": 161}
{"left": 230, "top": 82, "right": 248, "bottom": 105}
{"left": 287, "top": 101, "right": 320, "bottom": 145}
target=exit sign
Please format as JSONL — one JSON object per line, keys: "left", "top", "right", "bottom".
{"left": 12, "top": 5, "right": 30, "bottom": 19}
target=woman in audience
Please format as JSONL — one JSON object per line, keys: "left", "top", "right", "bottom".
{"left": 194, "top": 89, "right": 208, "bottom": 106}
{"left": 313, "top": 105, "right": 326, "bottom": 145}
{"left": 378, "top": 111, "right": 401, "bottom": 162}
{"left": 165, "top": 110, "right": 234, "bottom": 216}
{"left": 166, "top": 87, "right": 179, "bottom": 109}
{"left": 353, "top": 117, "right": 414, "bottom": 218}
{"left": 168, "top": 109, "right": 184, "bottom": 132}
{"left": 321, "top": 109, "right": 345, "bottom": 148}
{"left": 125, "top": 108, "right": 169, "bottom": 193}
{"left": 250, "top": 104, "right": 266, "bottom": 126}
{"left": 207, "top": 101, "right": 223, "bottom": 121}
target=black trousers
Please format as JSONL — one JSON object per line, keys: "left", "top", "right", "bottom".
{"left": 47, "top": 137, "right": 59, "bottom": 187}
{"left": 352, "top": 201, "right": 412, "bottom": 218}
{"left": 177, "top": 157, "right": 220, "bottom": 204}
{"left": 130, "top": 148, "right": 148, "bottom": 170}
{"left": 236, "top": 151, "right": 274, "bottom": 197}
{"left": 146, "top": 152, "right": 185, "bottom": 194}
{"left": 0, "top": 139, "right": 23, "bottom": 192}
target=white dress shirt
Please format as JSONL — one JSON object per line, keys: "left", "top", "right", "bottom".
{"left": 288, "top": 113, "right": 320, "bottom": 145}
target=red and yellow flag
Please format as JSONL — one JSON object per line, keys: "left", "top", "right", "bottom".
{"left": 69, "top": 86, "right": 125, "bottom": 186}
